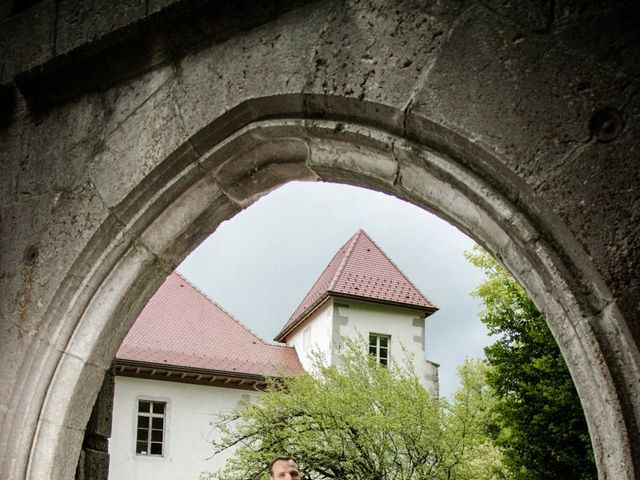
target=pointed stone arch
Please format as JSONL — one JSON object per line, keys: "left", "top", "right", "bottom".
{"left": 8, "top": 94, "right": 636, "bottom": 479}
{"left": 1, "top": 2, "right": 639, "bottom": 479}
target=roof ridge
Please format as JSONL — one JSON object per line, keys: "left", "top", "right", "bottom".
{"left": 273, "top": 231, "right": 362, "bottom": 341}
{"left": 173, "top": 271, "right": 270, "bottom": 345}
{"left": 327, "top": 229, "right": 363, "bottom": 291}
{"left": 357, "top": 232, "right": 436, "bottom": 308}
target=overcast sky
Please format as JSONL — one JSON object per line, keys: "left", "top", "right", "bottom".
{"left": 178, "top": 181, "right": 492, "bottom": 398}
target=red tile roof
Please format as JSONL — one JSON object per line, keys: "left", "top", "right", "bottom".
{"left": 117, "top": 272, "right": 302, "bottom": 378}
{"left": 274, "top": 230, "right": 438, "bottom": 342}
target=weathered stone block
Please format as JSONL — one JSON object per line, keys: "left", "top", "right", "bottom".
{"left": 303, "top": 95, "right": 405, "bottom": 137}
{"left": 0, "top": 184, "right": 110, "bottom": 340}
{"left": 62, "top": 243, "right": 167, "bottom": 368}
{"left": 76, "top": 448, "right": 110, "bottom": 480}
{"left": 0, "top": 0, "right": 55, "bottom": 84}
{"left": 409, "top": 3, "right": 630, "bottom": 190}
{"left": 56, "top": 0, "right": 146, "bottom": 55}
{"left": 84, "top": 366, "right": 114, "bottom": 441}
{"left": 305, "top": 121, "right": 398, "bottom": 191}
{"left": 535, "top": 98, "right": 640, "bottom": 342}
{"left": 100, "top": 65, "right": 176, "bottom": 136}
{"left": 0, "top": 321, "right": 51, "bottom": 469}
{"left": 74, "top": 449, "right": 85, "bottom": 480}
{"left": 32, "top": 416, "right": 86, "bottom": 480}
{"left": 6, "top": 94, "right": 109, "bottom": 197}
{"left": 173, "top": 2, "right": 328, "bottom": 145}
{"left": 40, "top": 354, "right": 105, "bottom": 431}
{"left": 139, "top": 172, "right": 240, "bottom": 263}
{"left": 552, "top": 2, "right": 640, "bottom": 79}
{"left": 213, "top": 137, "right": 315, "bottom": 206}
{"left": 485, "top": 0, "right": 553, "bottom": 31}
{"left": 89, "top": 76, "right": 188, "bottom": 209}
{"left": 303, "top": 0, "right": 463, "bottom": 109}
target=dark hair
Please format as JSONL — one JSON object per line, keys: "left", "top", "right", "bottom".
{"left": 268, "top": 456, "right": 297, "bottom": 475}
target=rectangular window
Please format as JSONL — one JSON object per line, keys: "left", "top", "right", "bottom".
{"left": 136, "top": 400, "right": 166, "bottom": 456}
{"left": 369, "top": 333, "right": 390, "bottom": 366}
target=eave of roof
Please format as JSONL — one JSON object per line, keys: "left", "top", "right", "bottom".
{"left": 274, "top": 291, "right": 438, "bottom": 342}
{"left": 114, "top": 358, "right": 280, "bottom": 390}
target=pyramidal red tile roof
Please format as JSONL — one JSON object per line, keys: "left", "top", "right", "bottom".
{"left": 274, "top": 230, "right": 438, "bottom": 342}
{"left": 117, "top": 272, "right": 302, "bottom": 378}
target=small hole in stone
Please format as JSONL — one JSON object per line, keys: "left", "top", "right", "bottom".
{"left": 24, "top": 245, "right": 38, "bottom": 266}
{"left": 590, "top": 107, "right": 623, "bottom": 143}
{"left": 602, "top": 120, "right": 616, "bottom": 135}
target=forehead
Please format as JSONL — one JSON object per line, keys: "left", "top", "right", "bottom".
{"left": 272, "top": 459, "right": 299, "bottom": 473}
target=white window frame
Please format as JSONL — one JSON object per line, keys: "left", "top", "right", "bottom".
{"left": 135, "top": 399, "right": 167, "bottom": 456}
{"left": 369, "top": 333, "right": 390, "bottom": 366}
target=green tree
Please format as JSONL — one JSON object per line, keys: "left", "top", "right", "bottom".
{"left": 466, "top": 246, "right": 596, "bottom": 479}
{"left": 205, "top": 340, "right": 504, "bottom": 480}
{"left": 443, "top": 360, "right": 506, "bottom": 480}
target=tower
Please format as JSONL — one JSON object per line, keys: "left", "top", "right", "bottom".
{"left": 275, "top": 230, "right": 440, "bottom": 395}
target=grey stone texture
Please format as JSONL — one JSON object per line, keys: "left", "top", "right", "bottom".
{"left": 56, "top": 0, "right": 146, "bottom": 55}
{"left": 0, "top": 1, "right": 638, "bottom": 479}
{"left": 75, "top": 366, "right": 114, "bottom": 480}
{"left": 0, "top": 0, "right": 56, "bottom": 83}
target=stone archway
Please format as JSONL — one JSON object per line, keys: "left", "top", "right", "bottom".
{"left": 11, "top": 95, "right": 637, "bottom": 479}
{"left": 1, "top": 2, "right": 638, "bottom": 480}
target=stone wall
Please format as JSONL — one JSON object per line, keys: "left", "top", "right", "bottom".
{"left": 0, "top": 1, "right": 638, "bottom": 479}
{"left": 74, "top": 366, "right": 114, "bottom": 480}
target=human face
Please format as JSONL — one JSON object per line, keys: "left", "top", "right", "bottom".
{"left": 270, "top": 459, "right": 300, "bottom": 480}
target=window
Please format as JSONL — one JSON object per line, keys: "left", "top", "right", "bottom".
{"left": 136, "top": 400, "right": 166, "bottom": 455}
{"left": 369, "top": 333, "right": 390, "bottom": 366}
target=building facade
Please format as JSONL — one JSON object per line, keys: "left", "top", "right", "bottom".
{"left": 109, "top": 273, "right": 302, "bottom": 480}
{"left": 275, "top": 230, "right": 439, "bottom": 394}
{"left": 109, "top": 231, "right": 439, "bottom": 479}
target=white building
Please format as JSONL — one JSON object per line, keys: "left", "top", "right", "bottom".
{"left": 109, "top": 230, "right": 439, "bottom": 479}
{"left": 109, "top": 273, "right": 301, "bottom": 480}
{"left": 274, "top": 229, "right": 439, "bottom": 393}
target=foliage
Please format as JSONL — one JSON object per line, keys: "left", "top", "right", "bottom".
{"left": 466, "top": 245, "right": 596, "bottom": 480}
{"left": 204, "top": 340, "right": 505, "bottom": 480}
{"left": 444, "top": 360, "right": 506, "bottom": 480}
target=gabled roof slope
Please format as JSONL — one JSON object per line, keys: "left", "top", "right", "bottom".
{"left": 274, "top": 230, "right": 438, "bottom": 342}
{"left": 117, "top": 272, "right": 302, "bottom": 377}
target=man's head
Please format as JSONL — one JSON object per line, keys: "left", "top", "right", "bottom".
{"left": 268, "top": 456, "right": 300, "bottom": 480}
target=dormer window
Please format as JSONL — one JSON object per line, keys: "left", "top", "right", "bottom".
{"left": 369, "top": 333, "right": 390, "bottom": 366}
